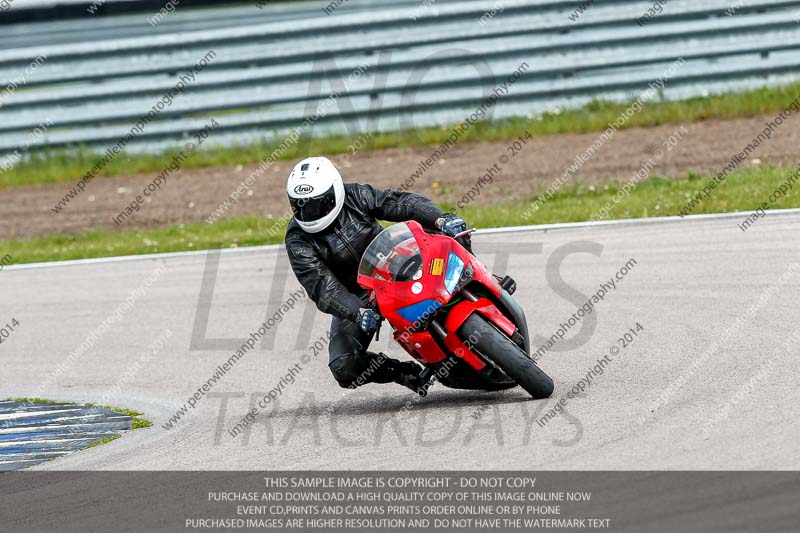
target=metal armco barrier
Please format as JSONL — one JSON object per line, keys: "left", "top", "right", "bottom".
{"left": 1, "top": 0, "right": 799, "bottom": 155}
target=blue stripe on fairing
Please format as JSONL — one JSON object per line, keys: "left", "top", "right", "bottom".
{"left": 397, "top": 299, "right": 443, "bottom": 323}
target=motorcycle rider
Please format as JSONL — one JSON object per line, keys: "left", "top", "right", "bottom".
{"left": 284, "top": 156, "right": 470, "bottom": 395}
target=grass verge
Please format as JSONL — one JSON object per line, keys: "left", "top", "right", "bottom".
{"left": 447, "top": 165, "right": 799, "bottom": 228}
{"left": 86, "top": 435, "right": 122, "bottom": 448}
{"left": 0, "top": 165, "right": 797, "bottom": 265}
{"left": 3, "top": 82, "right": 800, "bottom": 189}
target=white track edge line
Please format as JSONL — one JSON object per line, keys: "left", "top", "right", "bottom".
{"left": 4, "top": 208, "right": 799, "bottom": 271}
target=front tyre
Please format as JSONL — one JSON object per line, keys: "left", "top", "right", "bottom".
{"left": 461, "top": 313, "right": 554, "bottom": 399}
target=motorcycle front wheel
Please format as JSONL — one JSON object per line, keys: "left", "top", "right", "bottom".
{"left": 460, "top": 313, "right": 554, "bottom": 399}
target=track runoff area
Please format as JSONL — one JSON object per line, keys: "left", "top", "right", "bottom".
{"left": 2, "top": 210, "right": 800, "bottom": 531}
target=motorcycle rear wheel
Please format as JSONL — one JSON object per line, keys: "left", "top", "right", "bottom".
{"left": 460, "top": 313, "right": 554, "bottom": 399}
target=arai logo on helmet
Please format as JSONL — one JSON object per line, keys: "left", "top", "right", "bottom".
{"left": 293, "top": 184, "right": 314, "bottom": 195}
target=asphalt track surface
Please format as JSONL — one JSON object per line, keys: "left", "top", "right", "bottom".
{"left": 2, "top": 211, "right": 800, "bottom": 471}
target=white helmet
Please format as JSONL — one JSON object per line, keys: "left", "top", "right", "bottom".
{"left": 286, "top": 156, "right": 345, "bottom": 233}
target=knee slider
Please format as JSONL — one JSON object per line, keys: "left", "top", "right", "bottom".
{"left": 328, "top": 356, "right": 360, "bottom": 388}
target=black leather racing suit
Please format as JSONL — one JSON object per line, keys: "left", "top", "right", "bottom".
{"left": 285, "top": 183, "right": 446, "bottom": 388}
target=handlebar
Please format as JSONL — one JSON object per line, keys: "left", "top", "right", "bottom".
{"left": 454, "top": 228, "right": 477, "bottom": 239}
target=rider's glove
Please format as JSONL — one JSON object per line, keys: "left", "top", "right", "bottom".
{"left": 436, "top": 214, "right": 467, "bottom": 237}
{"left": 357, "top": 308, "right": 382, "bottom": 335}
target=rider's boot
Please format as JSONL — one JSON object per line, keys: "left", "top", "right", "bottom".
{"left": 394, "top": 361, "right": 433, "bottom": 396}
{"left": 370, "top": 354, "right": 432, "bottom": 396}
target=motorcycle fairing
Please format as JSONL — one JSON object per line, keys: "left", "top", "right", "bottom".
{"left": 357, "top": 220, "right": 521, "bottom": 374}
{"left": 442, "top": 297, "right": 518, "bottom": 371}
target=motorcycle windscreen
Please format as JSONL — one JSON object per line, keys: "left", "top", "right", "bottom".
{"left": 359, "top": 222, "right": 424, "bottom": 282}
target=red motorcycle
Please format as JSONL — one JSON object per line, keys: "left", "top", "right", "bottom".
{"left": 357, "top": 221, "right": 554, "bottom": 399}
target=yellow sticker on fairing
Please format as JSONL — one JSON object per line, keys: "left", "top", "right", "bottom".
{"left": 430, "top": 258, "right": 444, "bottom": 276}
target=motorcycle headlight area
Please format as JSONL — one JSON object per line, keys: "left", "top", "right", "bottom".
{"left": 444, "top": 252, "right": 465, "bottom": 293}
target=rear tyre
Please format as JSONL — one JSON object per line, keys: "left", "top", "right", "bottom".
{"left": 461, "top": 313, "right": 554, "bottom": 399}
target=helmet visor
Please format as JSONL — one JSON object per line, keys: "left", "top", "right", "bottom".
{"left": 289, "top": 184, "right": 337, "bottom": 222}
